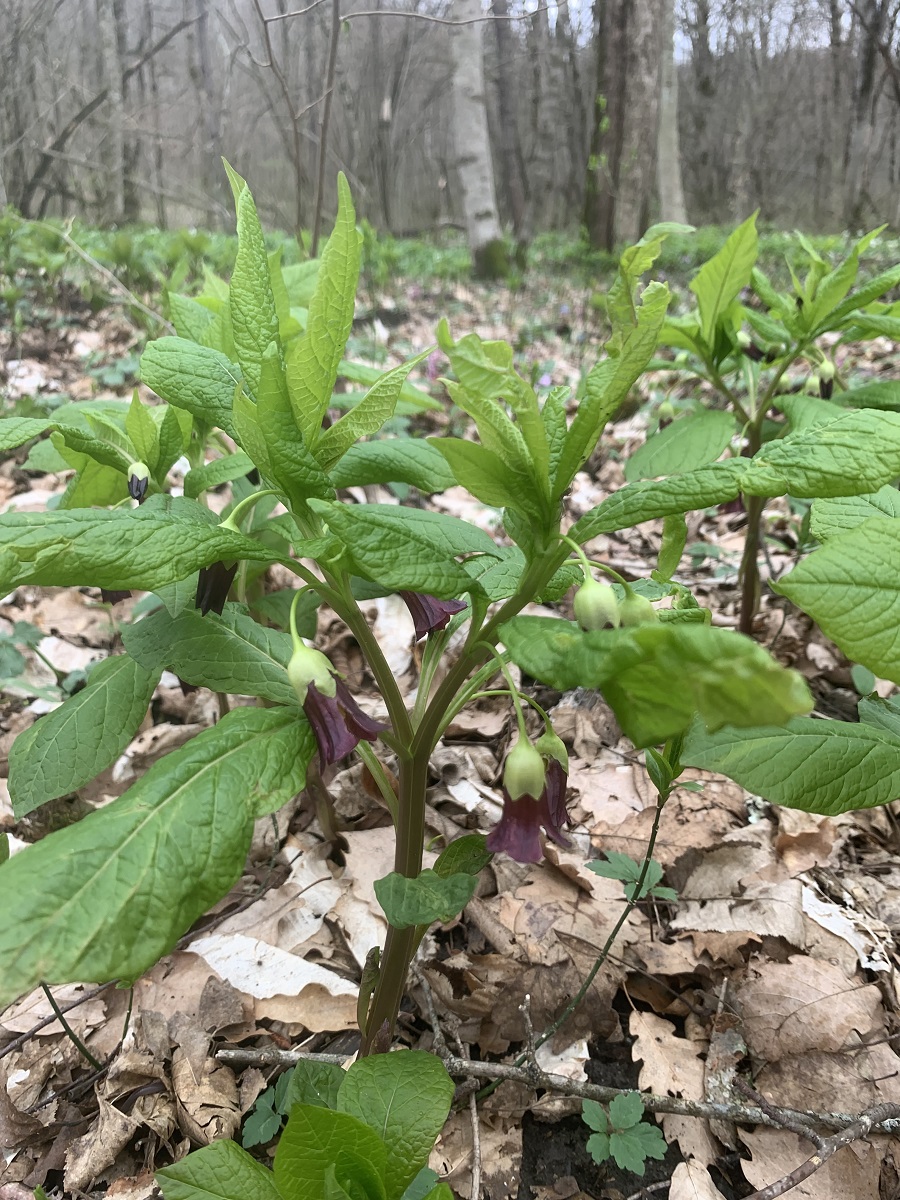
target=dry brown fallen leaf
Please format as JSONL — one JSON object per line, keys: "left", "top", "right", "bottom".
{"left": 669, "top": 1159, "right": 728, "bottom": 1200}
{"left": 739, "top": 1127, "right": 882, "bottom": 1199}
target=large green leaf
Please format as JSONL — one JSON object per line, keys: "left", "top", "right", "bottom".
{"left": 122, "top": 603, "right": 303, "bottom": 707}
{"left": 184, "top": 451, "right": 256, "bottom": 499}
{"left": 838, "top": 380, "right": 900, "bottom": 412}
{"left": 0, "top": 707, "right": 310, "bottom": 1010}
{"left": 554, "top": 283, "right": 670, "bottom": 495}
{"left": 374, "top": 870, "right": 477, "bottom": 930}
{"left": 157, "top": 1139, "right": 282, "bottom": 1200}
{"left": 682, "top": 718, "right": 900, "bottom": 815}
{"left": 308, "top": 500, "right": 499, "bottom": 596}
{"left": 742, "top": 410, "right": 900, "bottom": 498}
{"left": 816, "top": 263, "right": 900, "bottom": 333}
{"left": 0, "top": 417, "right": 57, "bottom": 452}
{"left": 256, "top": 344, "right": 334, "bottom": 504}
{"left": 141, "top": 337, "right": 241, "bottom": 437}
{"left": 430, "top": 437, "right": 540, "bottom": 515}
{"left": 225, "top": 163, "right": 281, "bottom": 399}
{"left": 317, "top": 350, "right": 432, "bottom": 470}
{"left": 337, "top": 1052, "right": 454, "bottom": 1200}
{"left": 0, "top": 499, "right": 275, "bottom": 595}
{"left": 624, "top": 410, "right": 735, "bottom": 482}
{"left": 774, "top": 517, "right": 900, "bottom": 683}
{"left": 9, "top": 655, "right": 161, "bottom": 818}
{"left": 287, "top": 175, "right": 361, "bottom": 445}
{"left": 809, "top": 487, "right": 900, "bottom": 541}
{"left": 571, "top": 460, "right": 746, "bottom": 543}
{"left": 328, "top": 439, "right": 456, "bottom": 493}
{"left": 690, "top": 213, "right": 758, "bottom": 344}
{"left": 275, "top": 1106, "right": 388, "bottom": 1200}
{"left": 501, "top": 617, "right": 811, "bottom": 748}
{"left": 167, "top": 292, "right": 216, "bottom": 343}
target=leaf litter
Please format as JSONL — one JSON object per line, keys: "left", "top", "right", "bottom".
{"left": 1, "top": 278, "right": 900, "bottom": 1199}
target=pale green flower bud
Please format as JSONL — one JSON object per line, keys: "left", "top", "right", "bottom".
{"left": 535, "top": 727, "right": 568, "bottom": 773}
{"left": 503, "top": 735, "right": 547, "bottom": 801}
{"left": 619, "top": 588, "right": 658, "bottom": 627}
{"left": 574, "top": 577, "right": 620, "bottom": 631}
{"left": 287, "top": 644, "right": 337, "bottom": 705}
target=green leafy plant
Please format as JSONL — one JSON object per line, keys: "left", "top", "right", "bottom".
{"left": 587, "top": 851, "right": 677, "bottom": 903}
{"left": 2, "top": 167, "right": 899, "bottom": 1191}
{"left": 624, "top": 214, "right": 900, "bottom": 634}
{"left": 582, "top": 1094, "right": 667, "bottom": 1176}
{"left": 159, "top": 1050, "right": 453, "bottom": 1200}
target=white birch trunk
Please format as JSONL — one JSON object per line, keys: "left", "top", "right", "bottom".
{"left": 656, "top": 0, "right": 687, "bottom": 224}
{"left": 450, "top": 0, "right": 506, "bottom": 276}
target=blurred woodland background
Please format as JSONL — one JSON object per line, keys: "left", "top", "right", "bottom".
{"left": 2, "top": 0, "right": 900, "bottom": 259}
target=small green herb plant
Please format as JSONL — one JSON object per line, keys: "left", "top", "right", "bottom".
{"left": 623, "top": 213, "right": 900, "bottom": 633}
{"left": 582, "top": 1093, "right": 667, "bottom": 1177}
{"left": 1, "top": 169, "right": 900, "bottom": 1190}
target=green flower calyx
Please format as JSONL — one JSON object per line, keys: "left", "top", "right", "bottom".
{"left": 619, "top": 587, "right": 658, "bottom": 627}
{"left": 574, "top": 576, "right": 620, "bottom": 631}
{"left": 504, "top": 734, "right": 547, "bottom": 801}
{"left": 535, "top": 727, "right": 568, "bottom": 773}
{"left": 287, "top": 643, "right": 338, "bottom": 705}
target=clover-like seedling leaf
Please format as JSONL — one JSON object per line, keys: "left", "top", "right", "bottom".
{"left": 608, "top": 1091, "right": 645, "bottom": 1129}
{"left": 241, "top": 1088, "right": 282, "bottom": 1149}
{"left": 609, "top": 1123, "right": 668, "bottom": 1175}
{"left": 581, "top": 1099, "right": 608, "bottom": 1134}
{"left": 587, "top": 853, "right": 677, "bottom": 903}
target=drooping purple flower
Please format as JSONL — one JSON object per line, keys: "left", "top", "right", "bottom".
{"left": 304, "top": 677, "right": 389, "bottom": 768}
{"left": 399, "top": 591, "right": 466, "bottom": 641}
{"left": 195, "top": 561, "right": 238, "bottom": 616}
{"left": 486, "top": 758, "right": 570, "bottom": 864}
{"left": 100, "top": 589, "right": 131, "bottom": 605}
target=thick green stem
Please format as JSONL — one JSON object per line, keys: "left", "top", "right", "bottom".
{"left": 738, "top": 422, "right": 764, "bottom": 636}
{"left": 359, "top": 547, "right": 567, "bottom": 1054}
{"left": 359, "top": 750, "right": 429, "bottom": 1055}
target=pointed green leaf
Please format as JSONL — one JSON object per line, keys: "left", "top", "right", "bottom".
{"left": 184, "top": 452, "right": 256, "bottom": 499}
{"left": 0, "top": 417, "right": 56, "bottom": 452}
{"left": 157, "top": 1138, "right": 282, "bottom": 1200}
{"left": 682, "top": 718, "right": 900, "bottom": 815}
{"left": 809, "top": 487, "right": 900, "bottom": 541}
{"left": 287, "top": 175, "right": 361, "bottom": 444}
{"left": 742, "top": 410, "right": 900, "bottom": 498}
{"left": 122, "top": 603, "right": 306, "bottom": 709}
{"left": 0, "top": 707, "right": 309, "bottom": 1010}
{"left": 858, "top": 694, "right": 900, "bottom": 737}
{"left": 328, "top": 440, "right": 456, "bottom": 493}
{"left": 625, "top": 410, "right": 735, "bottom": 482}
{"left": 337, "top": 1052, "right": 454, "bottom": 1200}
{"left": 839, "top": 380, "right": 900, "bottom": 412}
{"left": 774, "top": 517, "right": 900, "bottom": 682}
{"left": 815, "top": 262, "right": 900, "bottom": 333}
{"left": 690, "top": 213, "right": 758, "bottom": 343}
{"left": 126, "top": 394, "right": 161, "bottom": 471}
{"left": 571, "top": 460, "right": 746, "bottom": 543}
{"left": 501, "top": 617, "right": 810, "bottom": 748}
{"left": 141, "top": 337, "right": 241, "bottom": 437}
{"left": 374, "top": 869, "right": 477, "bottom": 929}
{"left": 308, "top": 500, "right": 499, "bottom": 596}
{"left": 433, "top": 834, "right": 492, "bottom": 879}
{"left": 317, "top": 350, "right": 432, "bottom": 470}
{"left": 9, "top": 655, "right": 161, "bottom": 818}
{"left": 167, "top": 292, "right": 216, "bottom": 343}
{"left": 430, "top": 437, "right": 541, "bottom": 514}
{"left": 554, "top": 283, "right": 669, "bottom": 495}
{"left": 0, "top": 500, "right": 275, "bottom": 595}
{"left": 227, "top": 173, "right": 281, "bottom": 398}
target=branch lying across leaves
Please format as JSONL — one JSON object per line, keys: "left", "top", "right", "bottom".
{"left": 216, "top": 1045, "right": 900, "bottom": 1137}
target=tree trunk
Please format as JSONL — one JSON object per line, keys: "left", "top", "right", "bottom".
{"left": 845, "top": 0, "right": 889, "bottom": 227}
{"left": 656, "top": 0, "right": 687, "bottom": 223}
{"left": 585, "top": 0, "right": 663, "bottom": 250}
{"left": 97, "top": 0, "right": 125, "bottom": 223}
{"left": 450, "top": 0, "right": 507, "bottom": 277}
{"left": 491, "top": 0, "right": 529, "bottom": 242}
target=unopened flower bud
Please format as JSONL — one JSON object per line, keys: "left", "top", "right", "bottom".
{"left": 657, "top": 400, "right": 675, "bottom": 428}
{"left": 619, "top": 588, "right": 658, "bottom": 627}
{"left": 819, "top": 359, "right": 835, "bottom": 399}
{"left": 504, "top": 735, "right": 547, "bottom": 801}
{"left": 737, "top": 331, "right": 765, "bottom": 362}
{"left": 574, "top": 576, "right": 620, "bottom": 631}
{"left": 287, "top": 643, "right": 337, "bottom": 706}
{"left": 127, "top": 461, "right": 150, "bottom": 503}
{"left": 535, "top": 727, "right": 568, "bottom": 773}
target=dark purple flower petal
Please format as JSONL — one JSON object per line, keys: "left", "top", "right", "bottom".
{"left": 486, "top": 764, "right": 571, "bottom": 864}
{"left": 195, "top": 561, "right": 238, "bottom": 616}
{"left": 100, "top": 589, "right": 131, "bottom": 605}
{"left": 399, "top": 591, "right": 467, "bottom": 641}
{"left": 304, "top": 685, "right": 361, "bottom": 767}
{"left": 304, "top": 679, "right": 389, "bottom": 768}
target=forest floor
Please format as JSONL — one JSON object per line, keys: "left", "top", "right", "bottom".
{"left": 1, "top": 258, "right": 900, "bottom": 1200}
